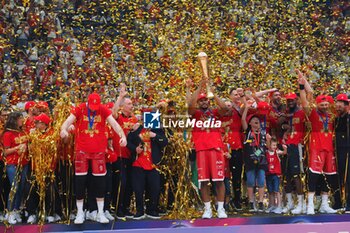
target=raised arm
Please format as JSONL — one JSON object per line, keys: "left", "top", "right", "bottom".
{"left": 241, "top": 97, "right": 249, "bottom": 131}
{"left": 187, "top": 79, "right": 205, "bottom": 116}
{"left": 296, "top": 69, "right": 311, "bottom": 114}
{"left": 112, "top": 83, "right": 128, "bottom": 118}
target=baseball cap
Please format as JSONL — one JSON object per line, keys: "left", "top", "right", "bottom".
{"left": 197, "top": 93, "right": 208, "bottom": 101}
{"left": 34, "top": 113, "right": 51, "bottom": 125}
{"left": 257, "top": 101, "right": 270, "bottom": 115}
{"left": 315, "top": 95, "right": 328, "bottom": 104}
{"left": 336, "top": 94, "right": 348, "bottom": 102}
{"left": 285, "top": 93, "right": 298, "bottom": 100}
{"left": 25, "top": 101, "right": 36, "bottom": 111}
{"left": 88, "top": 93, "right": 101, "bottom": 111}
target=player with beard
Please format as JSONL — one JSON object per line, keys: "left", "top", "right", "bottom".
{"left": 297, "top": 70, "right": 337, "bottom": 215}
{"left": 268, "top": 90, "right": 286, "bottom": 138}
{"left": 188, "top": 79, "right": 229, "bottom": 219}
{"left": 333, "top": 94, "right": 350, "bottom": 212}
{"left": 280, "top": 93, "right": 306, "bottom": 214}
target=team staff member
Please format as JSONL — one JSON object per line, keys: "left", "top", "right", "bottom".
{"left": 60, "top": 92, "right": 127, "bottom": 224}
{"left": 333, "top": 94, "right": 350, "bottom": 212}
{"left": 297, "top": 70, "right": 337, "bottom": 215}
{"left": 187, "top": 79, "right": 229, "bottom": 219}
{"left": 112, "top": 84, "right": 138, "bottom": 219}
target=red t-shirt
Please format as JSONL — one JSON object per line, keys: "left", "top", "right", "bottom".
{"left": 72, "top": 103, "right": 112, "bottom": 153}
{"left": 113, "top": 113, "right": 138, "bottom": 159}
{"left": 221, "top": 108, "right": 243, "bottom": 150}
{"left": 24, "top": 116, "right": 36, "bottom": 134}
{"left": 308, "top": 109, "right": 334, "bottom": 151}
{"left": 132, "top": 129, "right": 154, "bottom": 170}
{"left": 191, "top": 109, "right": 224, "bottom": 152}
{"left": 266, "top": 150, "right": 282, "bottom": 175}
{"left": 285, "top": 109, "right": 306, "bottom": 145}
{"left": 2, "top": 130, "right": 29, "bottom": 166}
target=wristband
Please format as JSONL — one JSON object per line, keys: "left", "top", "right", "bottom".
{"left": 299, "top": 84, "right": 305, "bottom": 90}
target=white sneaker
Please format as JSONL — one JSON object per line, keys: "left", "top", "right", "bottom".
{"left": 314, "top": 196, "right": 321, "bottom": 212}
{"left": 8, "top": 212, "right": 17, "bottom": 225}
{"left": 54, "top": 214, "right": 61, "bottom": 222}
{"left": 319, "top": 204, "right": 337, "bottom": 214}
{"left": 74, "top": 212, "right": 85, "bottom": 224}
{"left": 291, "top": 205, "right": 303, "bottom": 214}
{"left": 27, "top": 215, "right": 37, "bottom": 224}
{"left": 86, "top": 210, "right": 97, "bottom": 221}
{"left": 96, "top": 212, "right": 109, "bottom": 224}
{"left": 15, "top": 211, "right": 22, "bottom": 223}
{"left": 0, "top": 213, "right": 4, "bottom": 222}
{"left": 47, "top": 216, "right": 55, "bottom": 223}
{"left": 272, "top": 207, "right": 283, "bottom": 214}
{"left": 104, "top": 210, "right": 115, "bottom": 221}
{"left": 69, "top": 213, "right": 76, "bottom": 220}
{"left": 282, "top": 205, "right": 292, "bottom": 214}
{"left": 202, "top": 207, "right": 212, "bottom": 219}
{"left": 265, "top": 206, "right": 275, "bottom": 213}
{"left": 307, "top": 202, "right": 315, "bottom": 215}
{"left": 217, "top": 207, "right": 227, "bottom": 218}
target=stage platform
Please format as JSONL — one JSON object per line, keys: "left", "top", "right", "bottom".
{"left": 1, "top": 214, "right": 350, "bottom": 233}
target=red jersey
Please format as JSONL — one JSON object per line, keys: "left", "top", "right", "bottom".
{"left": 114, "top": 113, "right": 138, "bottom": 159}
{"left": 285, "top": 109, "right": 306, "bottom": 145}
{"left": 266, "top": 150, "right": 282, "bottom": 175}
{"left": 72, "top": 103, "right": 112, "bottom": 153}
{"left": 308, "top": 109, "right": 334, "bottom": 151}
{"left": 105, "top": 125, "right": 118, "bottom": 163}
{"left": 221, "top": 108, "right": 243, "bottom": 150}
{"left": 192, "top": 109, "right": 224, "bottom": 152}
{"left": 2, "top": 130, "right": 29, "bottom": 166}
{"left": 132, "top": 129, "right": 154, "bottom": 170}
{"left": 23, "top": 116, "right": 36, "bottom": 134}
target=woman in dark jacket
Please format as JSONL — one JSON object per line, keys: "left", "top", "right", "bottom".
{"left": 127, "top": 123, "right": 168, "bottom": 220}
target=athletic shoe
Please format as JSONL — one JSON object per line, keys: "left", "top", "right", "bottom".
{"left": 74, "top": 212, "right": 85, "bottom": 224}
{"left": 124, "top": 210, "right": 134, "bottom": 219}
{"left": 257, "top": 202, "right": 264, "bottom": 212}
{"left": 217, "top": 207, "right": 228, "bottom": 218}
{"left": 147, "top": 211, "right": 161, "bottom": 219}
{"left": 27, "top": 215, "right": 37, "bottom": 224}
{"left": 96, "top": 212, "right": 109, "bottom": 224}
{"left": 46, "top": 216, "right": 55, "bottom": 223}
{"left": 8, "top": 212, "right": 17, "bottom": 225}
{"left": 116, "top": 210, "right": 126, "bottom": 220}
{"left": 248, "top": 202, "right": 255, "bottom": 212}
{"left": 133, "top": 211, "right": 145, "bottom": 220}
{"left": 272, "top": 207, "right": 283, "bottom": 214}
{"left": 86, "top": 210, "right": 97, "bottom": 221}
{"left": 202, "top": 207, "right": 212, "bottom": 219}
{"left": 104, "top": 210, "right": 115, "bottom": 221}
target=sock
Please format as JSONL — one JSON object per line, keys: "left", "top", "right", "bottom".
{"left": 217, "top": 201, "right": 224, "bottom": 210}
{"left": 204, "top": 202, "right": 211, "bottom": 210}
{"left": 97, "top": 199, "right": 105, "bottom": 214}
{"left": 308, "top": 193, "right": 315, "bottom": 206}
{"left": 77, "top": 200, "right": 84, "bottom": 215}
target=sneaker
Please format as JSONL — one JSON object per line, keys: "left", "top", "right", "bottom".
{"left": 265, "top": 206, "right": 275, "bottom": 213}
{"left": 104, "top": 210, "right": 115, "bottom": 221}
{"left": 27, "top": 215, "right": 37, "bottom": 224}
{"left": 345, "top": 207, "right": 350, "bottom": 214}
{"left": 146, "top": 211, "right": 161, "bottom": 219}
{"left": 319, "top": 204, "right": 337, "bottom": 214}
{"left": 202, "top": 207, "right": 212, "bottom": 219}
{"left": 291, "top": 205, "right": 303, "bottom": 215}
{"left": 86, "top": 210, "right": 97, "bottom": 221}
{"left": 8, "top": 212, "right": 17, "bottom": 225}
{"left": 54, "top": 214, "right": 61, "bottom": 222}
{"left": 133, "top": 211, "right": 145, "bottom": 220}
{"left": 96, "top": 212, "right": 109, "bottom": 224}
{"left": 217, "top": 207, "right": 228, "bottom": 218}
{"left": 69, "top": 213, "right": 76, "bottom": 220}
{"left": 46, "top": 216, "right": 55, "bottom": 223}
{"left": 0, "top": 213, "right": 4, "bottom": 222}
{"left": 233, "top": 200, "right": 242, "bottom": 211}
{"left": 124, "top": 210, "right": 134, "bottom": 219}
{"left": 272, "top": 207, "right": 283, "bottom": 214}
{"left": 307, "top": 202, "right": 315, "bottom": 215}
{"left": 116, "top": 210, "right": 126, "bottom": 220}
{"left": 248, "top": 202, "right": 255, "bottom": 212}
{"left": 158, "top": 208, "right": 167, "bottom": 216}
{"left": 257, "top": 202, "right": 264, "bottom": 212}
{"left": 15, "top": 211, "right": 22, "bottom": 223}
{"left": 74, "top": 212, "right": 85, "bottom": 224}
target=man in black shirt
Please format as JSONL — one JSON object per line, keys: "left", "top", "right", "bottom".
{"left": 334, "top": 94, "right": 350, "bottom": 212}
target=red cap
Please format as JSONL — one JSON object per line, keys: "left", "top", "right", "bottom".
{"left": 105, "top": 102, "right": 114, "bottom": 109}
{"left": 197, "top": 93, "right": 208, "bottom": 101}
{"left": 285, "top": 93, "right": 298, "bottom": 100}
{"left": 315, "top": 95, "right": 328, "bottom": 104}
{"left": 336, "top": 94, "right": 348, "bottom": 102}
{"left": 25, "top": 101, "right": 36, "bottom": 111}
{"left": 88, "top": 93, "right": 101, "bottom": 111}
{"left": 326, "top": 95, "right": 334, "bottom": 104}
{"left": 34, "top": 113, "right": 51, "bottom": 125}
{"left": 246, "top": 114, "right": 258, "bottom": 124}
{"left": 36, "top": 101, "right": 49, "bottom": 109}
{"left": 257, "top": 101, "right": 270, "bottom": 115}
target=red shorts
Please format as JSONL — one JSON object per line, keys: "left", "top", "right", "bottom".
{"left": 75, "top": 151, "right": 107, "bottom": 176}
{"left": 196, "top": 148, "right": 225, "bottom": 182}
{"left": 309, "top": 149, "right": 336, "bottom": 175}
